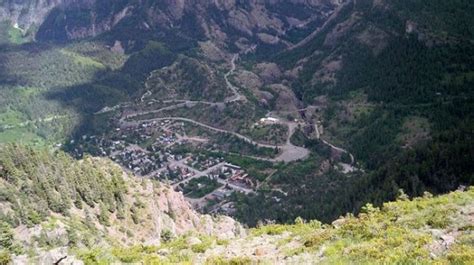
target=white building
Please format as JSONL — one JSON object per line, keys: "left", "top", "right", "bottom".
{"left": 259, "top": 117, "right": 279, "bottom": 125}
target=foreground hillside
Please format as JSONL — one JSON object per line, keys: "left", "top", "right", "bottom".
{"left": 0, "top": 146, "right": 472, "bottom": 264}
{"left": 0, "top": 145, "right": 243, "bottom": 264}
{"left": 80, "top": 187, "right": 473, "bottom": 264}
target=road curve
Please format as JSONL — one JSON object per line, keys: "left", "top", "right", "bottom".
{"left": 122, "top": 116, "right": 309, "bottom": 163}
{"left": 314, "top": 124, "right": 355, "bottom": 164}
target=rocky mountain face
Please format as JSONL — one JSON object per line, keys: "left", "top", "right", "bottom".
{"left": 2, "top": 0, "right": 345, "bottom": 48}
{"left": 0, "top": 0, "right": 66, "bottom": 30}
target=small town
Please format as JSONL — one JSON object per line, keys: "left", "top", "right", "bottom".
{"left": 68, "top": 119, "right": 257, "bottom": 214}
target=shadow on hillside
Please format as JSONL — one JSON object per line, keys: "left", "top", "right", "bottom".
{"left": 42, "top": 42, "right": 181, "bottom": 144}
{"left": 0, "top": 41, "right": 131, "bottom": 144}
{"left": 42, "top": 65, "right": 135, "bottom": 140}
{"left": 1, "top": 25, "right": 194, "bottom": 148}
{"left": 0, "top": 42, "right": 84, "bottom": 88}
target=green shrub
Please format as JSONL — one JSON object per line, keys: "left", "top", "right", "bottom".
{"left": 205, "top": 256, "right": 252, "bottom": 265}
{"left": 446, "top": 245, "right": 474, "bottom": 264}
{"left": 97, "top": 203, "right": 110, "bottom": 226}
{"left": 191, "top": 236, "right": 213, "bottom": 253}
{"left": 0, "top": 222, "right": 13, "bottom": 249}
{"left": 161, "top": 230, "right": 173, "bottom": 243}
{"left": 0, "top": 251, "right": 11, "bottom": 265}
{"left": 303, "top": 230, "right": 333, "bottom": 248}
{"left": 111, "top": 246, "right": 142, "bottom": 263}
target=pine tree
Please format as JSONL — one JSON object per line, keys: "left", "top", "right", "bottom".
{"left": 0, "top": 222, "right": 13, "bottom": 250}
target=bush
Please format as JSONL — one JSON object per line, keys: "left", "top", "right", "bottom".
{"left": 0, "top": 222, "right": 13, "bottom": 249}
{"left": 111, "top": 246, "right": 142, "bottom": 263}
{"left": 205, "top": 256, "right": 252, "bottom": 265}
{"left": 0, "top": 251, "right": 11, "bottom": 265}
{"left": 161, "top": 230, "right": 173, "bottom": 243}
{"left": 97, "top": 203, "right": 110, "bottom": 226}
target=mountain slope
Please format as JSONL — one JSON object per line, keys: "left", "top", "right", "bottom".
{"left": 0, "top": 0, "right": 472, "bottom": 240}
{"left": 226, "top": 0, "right": 473, "bottom": 225}
{"left": 196, "top": 187, "right": 474, "bottom": 264}
{"left": 28, "top": 0, "right": 342, "bottom": 50}
{"left": 0, "top": 145, "right": 243, "bottom": 264}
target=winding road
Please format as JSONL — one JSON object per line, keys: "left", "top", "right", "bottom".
{"left": 314, "top": 124, "right": 355, "bottom": 164}
{"left": 109, "top": 46, "right": 353, "bottom": 165}
{"left": 114, "top": 47, "right": 308, "bottom": 163}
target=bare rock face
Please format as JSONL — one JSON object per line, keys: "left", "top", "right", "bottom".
{"left": 199, "top": 41, "right": 227, "bottom": 62}
{"left": 257, "top": 33, "right": 281, "bottom": 45}
{"left": 199, "top": 215, "right": 245, "bottom": 240}
{"left": 235, "top": 70, "right": 264, "bottom": 92}
{"left": 130, "top": 176, "right": 245, "bottom": 242}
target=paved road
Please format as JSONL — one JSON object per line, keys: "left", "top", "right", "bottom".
{"left": 124, "top": 102, "right": 189, "bottom": 120}
{"left": 120, "top": 100, "right": 225, "bottom": 121}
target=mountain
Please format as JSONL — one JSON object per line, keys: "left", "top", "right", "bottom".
{"left": 2, "top": 0, "right": 343, "bottom": 49}
{"left": 261, "top": 0, "right": 474, "bottom": 215}
{"left": 0, "top": 1, "right": 473, "bottom": 263}
{"left": 0, "top": 0, "right": 65, "bottom": 31}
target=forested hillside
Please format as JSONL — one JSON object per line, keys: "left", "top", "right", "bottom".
{"left": 0, "top": 145, "right": 242, "bottom": 264}
{"left": 227, "top": 0, "right": 473, "bottom": 225}
{"left": 0, "top": 0, "right": 472, "bottom": 248}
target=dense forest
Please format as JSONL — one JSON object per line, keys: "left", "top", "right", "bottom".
{"left": 0, "top": 145, "right": 127, "bottom": 228}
